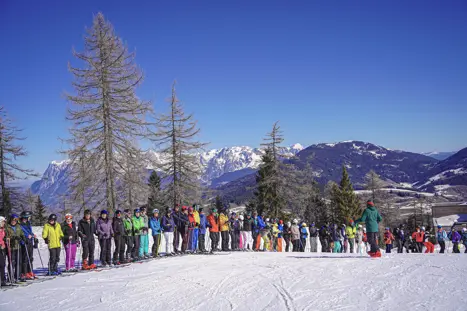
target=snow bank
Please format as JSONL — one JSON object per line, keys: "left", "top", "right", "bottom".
{"left": 1, "top": 252, "right": 466, "bottom": 311}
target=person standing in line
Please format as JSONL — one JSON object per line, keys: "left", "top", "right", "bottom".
{"left": 149, "top": 209, "right": 162, "bottom": 258}
{"left": 19, "top": 211, "right": 36, "bottom": 279}
{"left": 161, "top": 208, "right": 175, "bottom": 256}
{"left": 309, "top": 223, "right": 318, "bottom": 253}
{"left": 112, "top": 210, "right": 126, "bottom": 264}
{"left": 356, "top": 224, "right": 365, "bottom": 255}
{"left": 461, "top": 228, "right": 467, "bottom": 253}
{"left": 436, "top": 225, "right": 447, "bottom": 254}
{"left": 132, "top": 209, "right": 144, "bottom": 260}
{"left": 198, "top": 208, "right": 208, "bottom": 253}
{"left": 5, "top": 214, "right": 25, "bottom": 281}
{"left": 319, "top": 224, "right": 330, "bottom": 253}
{"left": 277, "top": 220, "right": 284, "bottom": 252}
{"left": 384, "top": 227, "right": 395, "bottom": 253}
{"left": 139, "top": 206, "right": 150, "bottom": 259}
{"left": 192, "top": 204, "right": 201, "bottom": 251}
{"left": 411, "top": 226, "right": 424, "bottom": 253}
{"left": 243, "top": 213, "right": 255, "bottom": 251}
{"left": 122, "top": 209, "right": 134, "bottom": 262}
{"left": 78, "top": 209, "right": 97, "bottom": 270}
{"left": 187, "top": 207, "right": 197, "bottom": 253}
{"left": 42, "top": 214, "right": 63, "bottom": 275}
{"left": 179, "top": 206, "right": 190, "bottom": 253}
{"left": 172, "top": 205, "right": 183, "bottom": 254}
{"left": 252, "top": 211, "right": 265, "bottom": 251}
{"left": 291, "top": 219, "right": 300, "bottom": 252}
{"left": 451, "top": 229, "right": 461, "bottom": 253}
{"left": 354, "top": 200, "right": 383, "bottom": 258}
{"left": 207, "top": 208, "right": 220, "bottom": 252}
{"left": 331, "top": 224, "right": 341, "bottom": 253}
{"left": 96, "top": 210, "right": 113, "bottom": 267}
{"left": 299, "top": 222, "right": 308, "bottom": 252}
{"left": 62, "top": 214, "right": 79, "bottom": 272}
{"left": 0, "top": 216, "right": 8, "bottom": 287}
{"left": 396, "top": 224, "right": 406, "bottom": 253}
{"left": 219, "top": 208, "right": 230, "bottom": 251}
{"left": 229, "top": 212, "right": 240, "bottom": 251}
{"left": 340, "top": 224, "right": 347, "bottom": 253}
{"left": 346, "top": 220, "right": 356, "bottom": 253}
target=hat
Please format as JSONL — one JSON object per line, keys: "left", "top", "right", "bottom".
{"left": 101, "top": 210, "right": 108, "bottom": 215}
{"left": 182, "top": 206, "right": 188, "bottom": 211}
{"left": 231, "top": 212, "right": 236, "bottom": 216}
{"left": 199, "top": 208, "right": 204, "bottom": 213}
{"left": 153, "top": 209, "right": 159, "bottom": 214}
{"left": 10, "top": 214, "right": 19, "bottom": 221}
{"left": 115, "top": 210, "right": 122, "bottom": 216}
{"left": 188, "top": 207, "right": 194, "bottom": 213}
{"left": 48, "top": 214, "right": 57, "bottom": 221}
{"left": 302, "top": 223, "right": 307, "bottom": 227}
{"left": 20, "top": 211, "right": 32, "bottom": 219}
{"left": 239, "top": 215, "right": 244, "bottom": 220}
{"left": 166, "top": 207, "right": 172, "bottom": 214}
{"left": 358, "top": 224, "right": 362, "bottom": 228}
{"left": 84, "top": 209, "right": 91, "bottom": 215}
{"left": 65, "top": 213, "right": 73, "bottom": 220}
{"left": 287, "top": 221, "right": 291, "bottom": 227}
{"left": 437, "top": 224, "right": 442, "bottom": 228}
{"left": 140, "top": 206, "right": 147, "bottom": 212}
{"left": 279, "top": 220, "right": 284, "bottom": 224}
{"left": 385, "top": 227, "right": 390, "bottom": 230}
{"left": 212, "top": 208, "right": 217, "bottom": 213}
{"left": 367, "top": 200, "right": 374, "bottom": 206}
{"left": 134, "top": 208, "right": 141, "bottom": 213}
{"left": 293, "top": 219, "right": 298, "bottom": 224}
{"left": 0, "top": 216, "right": 5, "bottom": 223}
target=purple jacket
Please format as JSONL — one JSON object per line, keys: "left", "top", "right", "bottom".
{"left": 452, "top": 231, "right": 461, "bottom": 243}
{"left": 96, "top": 217, "right": 114, "bottom": 240}
{"left": 162, "top": 215, "right": 175, "bottom": 232}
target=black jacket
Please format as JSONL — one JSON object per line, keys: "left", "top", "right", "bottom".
{"left": 62, "top": 221, "right": 78, "bottom": 245}
{"left": 243, "top": 218, "right": 253, "bottom": 231}
{"left": 78, "top": 218, "right": 96, "bottom": 240}
{"left": 112, "top": 217, "right": 125, "bottom": 236}
{"left": 309, "top": 227, "right": 319, "bottom": 237}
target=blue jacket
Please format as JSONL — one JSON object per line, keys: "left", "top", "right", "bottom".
{"left": 199, "top": 214, "right": 208, "bottom": 235}
{"left": 436, "top": 229, "right": 447, "bottom": 242}
{"left": 20, "top": 221, "right": 34, "bottom": 243}
{"left": 300, "top": 226, "right": 308, "bottom": 239}
{"left": 253, "top": 216, "right": 265, "bottom": 233}
{"left": 451, "top": 231, "right": 461, "bottom": 243}
{"left": 278, "top": 224, "right": 284, "bottom": 238}
{"left": 149, "top": 216, "right": 161, "bottom": 235}
{"left": 462, "top": 232, "right": 467, "bottom": 245}
{"left": 162, "top": 215, "right": 175, "bottom": 232}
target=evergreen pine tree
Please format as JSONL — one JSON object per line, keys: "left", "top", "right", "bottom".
{"left": 333, "top": 166, "right": 361, "bottom": 224}
{"left": 148, "top": 170, "right": 162, "bottom": 211}
{"left": 33, "top": 196, "right": 47, "bottom": 226}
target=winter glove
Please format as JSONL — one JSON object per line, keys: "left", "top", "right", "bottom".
{"left": 44, "top": 238, "right": 49, "bottom": 245}
{"left": 34, "top": 238, "right": 39, "bottom": 249}
{"left": 20, "top": 240, "right": 25, "bottom": 246}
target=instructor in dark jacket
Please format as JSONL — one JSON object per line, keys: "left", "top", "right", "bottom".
{"left": 112, "top": 210, "right": 125, "bottom": 264}
{"left": 77, "top": 209, "right": 97, "bottom": 269}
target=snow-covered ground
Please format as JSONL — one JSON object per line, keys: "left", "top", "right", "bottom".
{"left": 1, "top": 252, "right": 467, "bottom": 311}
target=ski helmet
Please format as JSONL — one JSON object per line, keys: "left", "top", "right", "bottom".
{"left": 279, "top": 220, "right": 283, "bottom": 225}
{"left": 48, "top": 214, "right": 57, "bottom": 221}
{"left": 115, "top": 210, "right": 122, "bottom": 216}
{"left": 140, "top": 206, "right": 147, "bottom": 212}
{"left": 84, "top": 209, "right": 91, "bottom": 216}
{"left": 20, "top": 211, "right": 32, "bottom": 219}
{"left": 239, "top": 215, "right": 244, "bottom": 220}
{"left": 437, "top": 224, "right": 442, "bottom": 228}
{"left": 182, "top": 206, "right": 188, "bottom": 211}
{"left": 421, "top": 226, "right": 425, "bottom": 231}
{"left": 363, "top": 227, "right": 367, "bottom": 232}
{"left": 358, "top": 224, "right": 362, "bottom": 228}
{"left": 165, "top": 207, "right": 172, "bottom": 214}
{"left": 385, "top": 227, "right": 390, "bottom": 231}
{"left": 231, "top": 212, "right": 236, "bottom": 217}
{"left": 0, "top": 216, "right": 5, "bottom": 224}
{"left": 199, "top": 208, "right": 204, "bottom": 213}
{"left": 211, "top": 208, "right": 217, "bottom": 213}
{"left": 287, "top": 221, "right": 291, "bottom": 227}
{"left": 153, "top": 209, "right": 159, "bottom": 214}
{"left": 266, "top": 218, "right": 270, "bottom": 222}
{"left": 101, "top": 210, "right": 108, "bottom": 215}
{"left": 65, "top": 213, "right": 73, "bottom": 220}
{"left": 188, "top": 207, "right": 194, "bottom": 213}
{"left": 302, "top": 223, "right": 307, "bottom": 227}
{"left": 293, "top": 219, "right": 298, "bottom": 224}
{"left": 134, "top": 208, "right": 141, "bottom": 214}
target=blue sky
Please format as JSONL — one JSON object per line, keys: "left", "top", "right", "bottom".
{"left": 0, "top": 0, "right": 466, "bottom": 175}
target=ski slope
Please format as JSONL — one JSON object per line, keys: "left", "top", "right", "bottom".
{"left": 1, "top": 252, "right": 466, "bottom": 311}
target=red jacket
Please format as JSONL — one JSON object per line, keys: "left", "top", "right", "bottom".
{"left": 188, "top": 214, "right": 196, "bottom": 230}
{"left": 412, "top": 231, "right": 424, "bottom": 243}
{"left": 384, "top": 232, "right": 395, "bottom": 245}
{"left": 207, "top": 214, "right": 219, "bottom": 233}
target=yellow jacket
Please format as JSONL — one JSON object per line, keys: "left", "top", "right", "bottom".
{"left": 219, "top": 213, "right": 229, "bottom": 232}
{"left": 272, "top": 223, "right": 279, "bottom": 237}
{"left": 346, "top": 226, "right": 356, "bottom": 239}
{"left": 193, "top": 210, "right": 200, "bottom": 226}
{"left": 43, "top": 223, "right": 64, "bottom": 249}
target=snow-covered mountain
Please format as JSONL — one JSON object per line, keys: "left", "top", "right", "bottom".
{"left": 31, "top": 144, "right": 304, "bottom": 206}
{"left": 422, "top": 151, "right": 457, "bottom": 161}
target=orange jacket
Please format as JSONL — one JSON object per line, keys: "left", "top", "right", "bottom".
{"left": 412, "top": 231, "right": 424, "bottom": 243}
{"left": 384, "top": 232, "right": 395, "bottom": 245}
{"left": 207, "top": 214, "right": 219, "bottom": 233}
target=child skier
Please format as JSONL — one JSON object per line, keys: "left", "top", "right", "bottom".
{"left": 62, "top": 214, "right": 78, "bottom": 272}
{"left": 451, "top": 229, "right": 461, "bottom": 253}
{"left": 229, "top": 212, "right": 240, "bottom": 251}
{"left": 356, "top": 224, "right": 364, "bottom": 255}
{"left": 271, "top": 220, "right": 280, "bottom": 251}
{"left": 162, "top": 208, "right": 175, "bottom": 256}
{"left": 0, "top": 216, "right": 8, "bottom": 286}
{"left": 42, "top": 214, "right": 63, "bottom": 275}
{"left": 207, "top": 208, "right": 220, "bottom": 252}
{"left": 96, "top": 210, "right": 113, "bottom": 267}
{"left": 139, "top": 206, "right": 150, "bottom": 258}
{"left": 346, "top": 220, "right": 356, "bottom": 253}
{"left": 412, "top": 227, "right": 425, "bottom": 253}
{"left": 19, "top": 211, "right": 36, "bottom": 279}
{"left": 331, "top": 224, "right": 341, "bottom": 253}
{"left": 6, "top": 214, "right": 26, "bottom": 282}
{"left": 291, "top": 219, "right": 300, "bottom": 252}
{"left": 436, "top": 225, "right": 447, "bottom": 254}
{"left": 149, "top": 209, "right": 161, "bottom": 257}
{"left": 300, "top": 222, "right": 308, "bottom": 252}
{"left": 112, "top": 210, "right": 126, "bottom": 264}
{"left": 123, "top": 209, "right": 134, "bottom": 262}
{"left": 198, "top": 208, "right": 208, "bottom": 253}
{"left": 384, "top": 227, "right": 395, "bottom": 253}
{"left": 277, "top": 220, "right": 284, "bottom": 252}
{"left": 309, "top": 223, "right": 318, "bottom": 253}
{"left": 422, "top": 227, "right": 434, "bottom": 253}
{"left": 78, "top": 209, "right": 96, "bottom": 270}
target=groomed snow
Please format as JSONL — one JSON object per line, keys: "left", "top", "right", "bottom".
{"left": 1, "top": 252, "right": 466, "bottom": 311}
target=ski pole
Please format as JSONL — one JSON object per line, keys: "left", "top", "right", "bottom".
{"left": 7, "top": 239, "right": 14, "bottom": 282}
{"left": 36, "top": 246, "right": 44, "bottom": 269}
{"left": 17, "top": 247, "right": 20, "bottom": 281}
{"left": 24, "top": 242, "right": 33, "bottom": 276}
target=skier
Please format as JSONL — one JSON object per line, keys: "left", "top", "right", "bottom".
{"left": 340, "top": 224, "right": 347, "bottom": 253}
{"left": 0, "top": 216, "right": 9, "bottom": 286}
{"left": 252, "top": 212, "right": 266, "bottom": 251}
{"left": 277, "top": 220, "right": 284, "bottom": 252}
{"left": 354, "top": 200, "right": 383, "bottom": 258}
{"left": 436, "top": 225, "right": 447, "bottom": 254}
{"left": 62, "top": 214, "right": 78, "bottom": 272}
{"left": 139, "top": 206, "right": 150, "bottom": 258}
{"left": 411, "top": 226, "right": 424, "bottom": 253}
{"left": 299, "top": 222, "right": 308, "bottom": 252}
{"left": 309, "top": 223, "right": 318, "bottom": 253}
{"left": 19, "top": 211, "right": 36, "bottom": 279}
{"left": 187, "top": 207, "right": 197, "bottom": 253}
{"left": 422, "top": 227, "right": 434, "bottom": 253}
{"left": 229, "top": 212, "right": 240, "bottom": 251}
{"left": 319, "top": 224, "right": 330, "bottom": 253}
{"left": 132, "top": 209, "right": 144, "bottom": 259}
{"left": 291, "top": 219, "right": 300, "bottom": 252}
{"left": 331, "top": 224, "right": 341, "bottom": 253}
{"left": 149, "top": 209, "right": 162, "bottom": 257}
{"left": 161, "top": 208, "right": 175, "bottom": 256}
{"left": 461, "top": 228, "right": 467, "bottom": 253}
{"left": 451, "top": 229, "right": 461, "bottom": 253}
{"left": 96, "top": 210, "right": 113, "bottom": 267}
{"left": 179, "top": 206, "right": 190, "bottom": 253}
{"left": 122, "top": 209, "right": 134, "bottom": 262}
{"left": 42, "top": 214, "right": 63, "bottom": 275}
{"left": 346, "top": 220, "right": 356, "bottom": 253}
{"left": 397, "top": 224, "right": 407, "bottom": 253}
{"left": 5, "top": 214, "right": 26, "bottom": 282}
{"left": 259, "top": 216, "right": 271, "bottom": 251}
{"left": 198, "top": 208, "right": 208, "bottom": 253}
{"left": 78, "top": 209, "right": 97, "bottom": 270}
{"left": 283, "top": 221, "right": 292, "bottom": 252}
{"left": 242, "top": 213, "right": 254, "bottom": 251}
{"left": 207, "top": 208, "right": 220, "bottom": 252}
{"left": 271, "top": 219, "right": 280, "bottom": 251}
{"left": 239, "top": 214, "right": 246, "bottom": 250}
{"left": 384, "top": 227, "right": 395, "bottom": 253}
{"left": 356, "top": 224, "right": 365, "bottom": 255}
{"left": 363, "top": 227, "right": 368, "bottom": 252}
{"left": 112, "top": 210, "right": 126, "bottom": 264}
{"left": 219, "top": 208, "right": 230, "bottom": 251}
{"left": 192, "top": 204, "right": 201, "bottom": 251}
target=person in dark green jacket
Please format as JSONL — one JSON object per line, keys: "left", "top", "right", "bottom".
{"left": 355, "top": 200, "right": 382, "bottom": 257}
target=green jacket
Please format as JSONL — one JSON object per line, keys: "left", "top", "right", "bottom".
{"left": 123, "top": 216, "right": 134, "bottom": 236}
{"left": 5, "top": 224, "right": 25, "bottom": 250}
{"left": 355, "top": 205, "right": 382, "bottom": 233}
{"left": 132, "top": 216, "right": 144, "bottom": 235}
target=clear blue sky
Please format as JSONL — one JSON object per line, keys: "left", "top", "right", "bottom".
{"left": 1, "top": 0, "right": 466, "bottom": 175}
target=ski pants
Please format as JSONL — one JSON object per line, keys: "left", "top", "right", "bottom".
{"left": 132, "top": 235, "right": 141, "bottom": 258}
{"left": 240, "top": 231, "right": 247, "bottom": 249}
{"left": 99, "top": 238, "right": 111, "bottom": 265}
{"left": 125, "top": 236, "right": 134, "bottom": 259}
{"left": 181, "top": 229, "right": 188, "bottom": 253}
{"left": 438, "top": 241, "right": 446, "bottom": 253}
{"left": 367, "top": 232, "right": 379, "bottom": 253}
{"left": 246, "top": 231, "right": 254, "bottom": 250}
{"left": 230, "top": 231, "right": 239, "bottom": 250}
{"left": 164, "top": 232, "right": 174, "bottom": 254}
{"left": 210, "top": 232, "right": 220, "bottom": 251}
{"left": 113, "top": 235, "right": 125, "bottom": 262}
{"left": 464, "top": 243, "right": 467, "bottom": 254}
{"left": 342, "top": 240, "right": 348, "bottom": 253}
{"left": 21, "top": 242, "right": 34, "bottom": 274}
{"left": 0, "top": 249, "right": 6, "bottom": 284}
{"left": 320, "top": 238, "right": 328, "bottom": 252}
{"left": 139, "top": 232, "right": 149, "bottom": 256}
{"left": 453, "top": 242, "right": 460, "bottom": 253}
{"left": 348, "top": 238, "right": 355, "bottom": 253}
{"left": 221, "top": 231, "right": 230, "bottom": 251}
{"left": 310, "top": 237, "right": 318, "bottom": 252}
{"left": 81, "top": 237, "right": 95, "bottom": 265}
{"left": 292, "top": 239, "right": 300, "bottom": 252}
{"left": 198, "top": 233, "right": 206, "bottom": 252}
{"left": 174, "top": 229, "right": 182, "bottom": 252}
{"left": 385, "top": 244, "right": 392, "bottom": 253}
{"left": 48, "top": 247, "right": 60, "bottom": 273}
{"left": 300, "top": 238, "right": 306, "bottom": 252}
{"left": 189, "top": 228, "right": 199, "bottom": 252}
{"left": 357, "top": 242, "right": 364, "bottom": 255}
{"left": 8, "top": 248, "right": 21, "bottom": 280}
{"left": 253, "top": 232, "right": 259, "bottom": 250}
{"left": 152, "top": 234, "right": 161, "bottom": 257}
{"left": 424, "top": 242, "right": 434, "bottom": 253}
{"left": 284, "top": 236, "right": 291, "bottom": 252}
{"left": 397, "top": 239, "right": 403, "bottom": 253}
{"left": 65, "top": 243, "right": 77, "bottom": 270}
{"left": 333, "top": 241, "right": 341, "bottom": 253}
